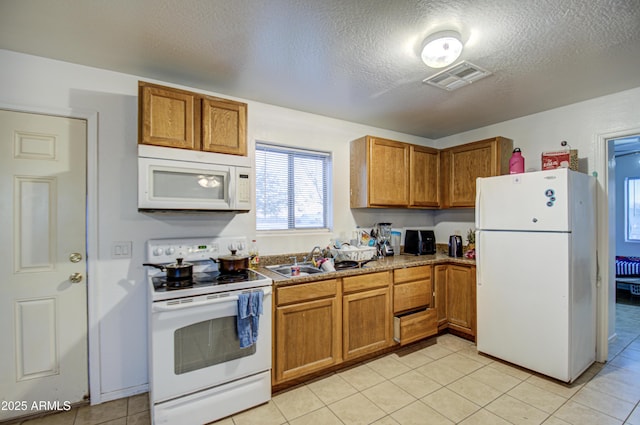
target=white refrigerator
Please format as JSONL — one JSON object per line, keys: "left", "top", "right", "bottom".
{"left": 475, "top": 168, "right": 596, "bottom": 383}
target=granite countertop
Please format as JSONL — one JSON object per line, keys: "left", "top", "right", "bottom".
{"left": 259, "top": 252, "right": 475, "bottom": 287}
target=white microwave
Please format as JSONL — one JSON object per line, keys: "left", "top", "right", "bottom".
{"left": 138, "top": 145, "right": 252, "bottom": 212}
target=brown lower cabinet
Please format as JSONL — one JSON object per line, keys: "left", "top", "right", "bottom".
{"left": 434, "top": 263, "right": 477, "bottom": 339}
{"left": 273, "top": 272, "right": 393, "bottom": 386}
{"left": 342, "top": 272, "right": 392, "bottom": 361}
{"left": 273, "top": 279, "right": 341, "bottom": 384}
{"left": 392, "top": 265, "right": 438, "bottom": 345}
{"left": 273, "top": 262, "right": 476, "bottom": 386}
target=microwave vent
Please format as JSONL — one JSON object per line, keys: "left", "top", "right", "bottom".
{"left": 422, "top": 61, "right": 492, "bottom": 91}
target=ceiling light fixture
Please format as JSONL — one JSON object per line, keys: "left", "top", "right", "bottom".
{"left": 421, "top": 30, "right": 463, "bottom": 68}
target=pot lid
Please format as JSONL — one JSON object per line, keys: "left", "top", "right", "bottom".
{"left": 165, "top": 258, "right": 193, "bottom": 269}
{"left": 218, "top": 253, "right": 250, "bottom": 261}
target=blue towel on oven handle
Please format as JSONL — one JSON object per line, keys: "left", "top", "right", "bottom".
{"left": 237, "top": 290, "right": 264, "bottom": 348}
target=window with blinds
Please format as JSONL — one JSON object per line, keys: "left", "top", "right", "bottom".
{"left": 255, "top": 142, "right": 332, "bottom": 231}
{"left": 626, "top": 176, "right": 640, "bottom": 241}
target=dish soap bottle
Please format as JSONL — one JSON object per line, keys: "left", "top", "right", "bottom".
{"left": 290, "top": 257, "right": 300, "bottom": 276}
{"left": 249, "top": 240, "right": 260, "bottom": 269}
{"left": 509, "top": 148, "right": 525, "bottom": 174}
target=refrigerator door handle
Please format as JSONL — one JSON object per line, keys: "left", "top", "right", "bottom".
{"left": 475, "top": 178, "right": 481, "bottom": 228}
{"left": 475, "top": 231, "right": 482, "bottom": 286}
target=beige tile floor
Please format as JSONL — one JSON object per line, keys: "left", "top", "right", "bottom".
{"left": 15, "top": 303, "right": 640, "bottom": 425}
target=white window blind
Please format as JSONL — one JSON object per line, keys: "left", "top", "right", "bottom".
{"left": 626, "top": 176, "right": 640, "bottom": 241}
{"left": 255, "top": 142, "right": 332, "bottom": 230}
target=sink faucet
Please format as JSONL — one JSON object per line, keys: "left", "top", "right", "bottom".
{"left": 305, "top": 246, "right": 323, "bottom": 265}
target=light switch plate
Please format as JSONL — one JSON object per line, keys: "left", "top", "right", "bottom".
{"left": 112, "top": 241, "right": 133, "bottom": 259}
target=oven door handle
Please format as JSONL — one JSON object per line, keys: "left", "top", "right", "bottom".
{"left": 153, "top": 296, "right": 238, "bottom": 312}
{"left": 152, "top": 287, "right": 272, "bottom": 312}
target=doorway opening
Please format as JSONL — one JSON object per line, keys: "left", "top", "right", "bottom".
{"left": 595, "top": 128, "right": 640, "bottom": 362}
{"left": 612, "top": 134, "right": 640, "bottom": 308}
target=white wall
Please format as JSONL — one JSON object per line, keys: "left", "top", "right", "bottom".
{"left": 435, "top": 87, "right": 640, "bottom": 171}
{"left": 249, "top": 103, "right": 438, "bottom": 253}
{"left": 616, "top": 153, "right": 640, "bottom": 256}
{"left": 435, "top": 86, "right": 640, "bottom": 238}
{"left": 0, "top": 49, "right": 437, "bottom": 401}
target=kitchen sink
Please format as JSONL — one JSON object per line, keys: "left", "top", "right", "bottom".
{"left": 266, "top": 264, "right": 325, "bottom": 278}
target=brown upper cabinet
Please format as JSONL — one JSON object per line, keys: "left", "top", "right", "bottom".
{"left": 350, "top": 136, "right": 440, "bottom": 208}
{"left": 139, "top": 81, "right": 247, "bottom": 156}
{"left": 350, "top": 135, "right": 511, "bottom": 209}
{"left": 350, "top": 136, "right": 410, "bottom": 207}
{"left": 139, "top": 82, "right": 200, "bottom": 150}
{"left": 440, "top": 136, "right": 513, "bottom": 208}
{"left": 201, "top": 97, "right": 247, "bottom": 156}
{"left": 409, "top": 145, "right": 440, "bottom": 208}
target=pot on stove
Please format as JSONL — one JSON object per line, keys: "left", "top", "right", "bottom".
{"left": 211, "top": 250, "right": 250, "bottom": 273}
{"left": 143, "top": 258, "right": 193, "bottom": 281}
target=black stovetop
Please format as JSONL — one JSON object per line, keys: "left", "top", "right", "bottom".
{"left": 151, "top": 269, "right": 266, "bottom": 292}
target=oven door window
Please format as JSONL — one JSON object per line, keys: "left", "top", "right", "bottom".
{"left": 152, "top": 168, "right": 227, "bottom": 201}
{"left": 174, "top": 315, "right": 256, "bottom": 375}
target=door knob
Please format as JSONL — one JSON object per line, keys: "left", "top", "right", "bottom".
{"left": 69, "top": 253, "right": 83, "bottom": 263}
{"left": 69, "top": 272, "right": 83, "bottom": 284}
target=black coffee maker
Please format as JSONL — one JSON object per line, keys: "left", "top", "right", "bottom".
{"left": 448, "top": 235, "right": 463, "bottom": 257}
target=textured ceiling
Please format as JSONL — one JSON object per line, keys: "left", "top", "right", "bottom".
{"left": 1, "top": 0, "right": 640, "bottom": 139}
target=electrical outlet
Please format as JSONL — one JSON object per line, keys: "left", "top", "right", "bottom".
{"left": 112, "top": 241, "right": 133, "bottom": 259}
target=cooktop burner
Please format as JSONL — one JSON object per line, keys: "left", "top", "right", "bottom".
{"left": 217, "top": 271, "right": 249, "bottom": 283}
{"left": 152, "top": 270, "right": 266, "bottom": 292}
{"left": 146, "top": 237, "right": 272, "bottom": 301}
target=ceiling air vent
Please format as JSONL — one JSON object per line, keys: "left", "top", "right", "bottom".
{"left": 423, "top": 61, "right": 492, "bottom": 91}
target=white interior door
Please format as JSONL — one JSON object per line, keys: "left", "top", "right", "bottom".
{"left": 0, "top": 110, "right": 87, "bottom": 421}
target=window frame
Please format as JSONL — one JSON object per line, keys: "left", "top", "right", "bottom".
{"left": 255, "top": 141, "right": 333, "bottom": 232}
{"left": 625, "top": 176, "right": 640, "bottom": 242}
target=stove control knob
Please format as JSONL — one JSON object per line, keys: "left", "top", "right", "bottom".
{"left": 153, "top": 247, "right": 164, "bottom": 256}
{"left": 166, "top": 247, "right": 175, "bottom": 255}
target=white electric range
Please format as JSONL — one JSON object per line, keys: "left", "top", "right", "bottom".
{"left": 145, "top": 237, "right": 272, "bottom": 425}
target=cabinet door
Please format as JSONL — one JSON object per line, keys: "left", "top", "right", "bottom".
{"left": 441, "top": 137, "right": 512, "bottom": 208}
{"left": 274, "top": 297, "right": 341, "bottom": 383}
{"left": 446, "top": 265, "right": 476, "bottom": 335}
{"left": 410, "top": 145, "right": 440, "bottom": 208}
{"left": 448, "top": 142, "right": 494, "bottom": 207}
{"left": 201, "top": 97, "right": 247, "bottom": 156}
{"left": 343, "top": 287, "right": 391, "bottom": 360}
{"left": 139, "top": 82, "right": 199, "bottom": 149}
{"left": 368, "top": 138, "right": 410, "bottom": 206}
{"left": 434, "top": 265, "right": 448, "bottom": 328}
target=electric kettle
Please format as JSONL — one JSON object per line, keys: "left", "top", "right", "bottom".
{"left": 448, "top": 235, "right": 463, "bottom": 257}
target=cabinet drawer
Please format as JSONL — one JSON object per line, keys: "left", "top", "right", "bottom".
{"left": 393, "top": 280, "right": 430, "bottom": 313}
{"left": 277, "top": 279, "right": 337, "bottom": 305}
{"left": 343, "top": 272, "right": 390, "bottom": 294}
{"left": 393, "top": 309, "right": 437, "bottom": 346}
{"left": 394, "top": 265, "right": 431, "bottom": 284}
